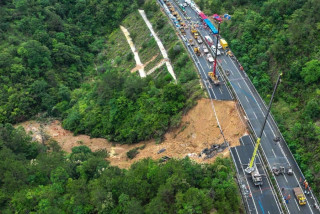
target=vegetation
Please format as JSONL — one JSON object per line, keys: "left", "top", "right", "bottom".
{"left": 0, "top": 0, "right": 201, "bottom": 144}
{"left": 60, "top": 0, "right": 202, "bottom": 144}
{"left": 0, "top": 124, "right": 242, "bottom": 213}
{"left": 127, "top": 148, "right": 140, "bottom": 159}
{"left": 0, "top": 0, "right": 142, "bottom": 124}
{"left": 196, "top": 0, "right": 320, "bottom": 198}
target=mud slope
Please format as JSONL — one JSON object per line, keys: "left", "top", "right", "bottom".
{"left": 18, "top": 98, "right": 247, "bottom": 168}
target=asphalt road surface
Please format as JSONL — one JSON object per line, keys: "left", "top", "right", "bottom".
{"left": 162, "top": 0, "right": 320, "bottom": 213}
{"left": 230, "top": 135, "right": 282, "bottom": 214}
{"left": 160, "top": 0, "right": 233, "bottom": 101}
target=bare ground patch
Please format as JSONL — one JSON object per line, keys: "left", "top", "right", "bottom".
{"left": 17, "top": 99, "right": 247, "bottom": 168}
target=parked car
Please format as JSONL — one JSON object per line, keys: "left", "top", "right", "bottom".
{"left": 202, "top": 44, "right": 209, "bottom": 53}
{"left": 207, "top": 53, "right": 214, "bottom": 62}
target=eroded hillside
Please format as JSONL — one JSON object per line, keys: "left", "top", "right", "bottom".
{"left": 18, "top": 98, "right": 247, "bottom": 168}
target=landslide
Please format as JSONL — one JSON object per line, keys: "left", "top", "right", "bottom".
{"left": 18, "top": 98, "right": 247, "bottom": 168}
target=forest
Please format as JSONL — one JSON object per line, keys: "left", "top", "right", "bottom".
{"left": 1, "top": 0, "right": 320, "bottom": 212}
{"left": 0, "top": 0, "right": 201, "bottom": 144}
{"left": 0, "top": 124, "right": 242, "bottom": 213}
{"left": 0, "top": 0, "right": 240, "bottom": 213}
{"left": 196, "top": 0, "right": 320, "bottom": 198}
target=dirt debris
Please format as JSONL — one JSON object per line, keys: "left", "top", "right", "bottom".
{"left": 130, "top": 54, "right": 159, "bottom": 73}
{"left": 17, "top": 99, "right": 247, "bottom": 168}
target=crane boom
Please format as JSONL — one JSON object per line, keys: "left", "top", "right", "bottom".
{"left": 249, "top": 138, "right": 261, "bottom": 168}
{"left": 245, "top": 73, "right": 282, "bottom": 175}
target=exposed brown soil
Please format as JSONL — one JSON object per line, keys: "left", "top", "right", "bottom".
{"left": 130, "top": 54, "right": 159, "bottom": 73}
{"left": 17, "top": 99, "right": 247, "bottom": 168}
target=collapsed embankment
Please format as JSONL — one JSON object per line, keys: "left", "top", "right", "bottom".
{"left": 18, "top": 98, "right": 247, "bottom": 168}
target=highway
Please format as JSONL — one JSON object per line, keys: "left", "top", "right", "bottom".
{"left": 160, "top": 0, "right": 320, "bottom": 213}
{"left": 159, "top": 0, "right": 233, "bottom": 101}
{"left": 230, "top": 135, "right": 282, "bottom": 214}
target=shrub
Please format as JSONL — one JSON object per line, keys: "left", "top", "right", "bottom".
{"left": 127, "top": 148, "right": 139, "bottom": 159}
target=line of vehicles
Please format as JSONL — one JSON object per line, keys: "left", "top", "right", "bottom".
{"left": 167, "top": 0, "right": 313, "bottom": 208}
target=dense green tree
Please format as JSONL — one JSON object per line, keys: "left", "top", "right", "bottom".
{"left": 301, "top": 60, "right": 320, "bottom": 84}
{"left": 0, "top": 126, "right": 242, "bottom": 213}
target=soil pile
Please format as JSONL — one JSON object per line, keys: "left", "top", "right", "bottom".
{"left": 17, "top": 98, "right": 247, "bottom": 168}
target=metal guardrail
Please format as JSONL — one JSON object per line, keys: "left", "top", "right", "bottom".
{"left": 157, "top": 0, "right": 320, "bottom": 211}
{"left": 241, "top": 69, "right": 320, "bottom": 209}
{"left": 229, "top": 148, "right": 252, "bottom": 214}
{"left": 221, "top": 69, "right": 286, "bottom": 213}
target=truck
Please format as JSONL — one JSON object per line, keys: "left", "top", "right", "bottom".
{"left": 194, "top": 47, "right": 201, "bottom": 56}
{"left": 251, "top": 165, "right": 263, "bottom": 186}
{"left": 191, "top": 28, "right": 199, "bottom": 39}
{"left": 220, "top": 38, "right": 228, "bottom": 50}
{"left": 208, "top": 71, "right": 220, "bottom": 85}
{"left": 293, "top": 187, "right": 306, "bottom": 206}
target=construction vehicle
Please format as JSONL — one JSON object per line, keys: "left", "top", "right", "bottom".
{"left": 208, "top": 58, "right": 220, "bottom": 85}
{"left": 177, "top": 16, "right": 182, "bottom": 21}
{"left": 293, "top": 187, "right": 306, "bottom": 206}
{"left": 244, "top": 138, "right": 263, "bottom": 185}
{"left": 194, "top": 47, "right": 201, "bottom": 56}
{"left": 251, "top": 163, "right": 263, "bottom": 185}
{"left": 169, "top": 7, "right": 175, "bottom": 12}
{"left": 173, "top": 11, "right": 178, "bottom": 16}
{"left": 208, "top": 71, "right": 220, "bottom": 85}
{"left": 245, "top": 74, "right": 282, "bottom": 186}
{"left": 191, "top": 28, "right": 199, "bottom": 39}
{"left": 220, "top": 38, "right": 228, "bottom": 50}
{"left": 227, "top": 50, "right": 233, "bottom": 57}
{"left": 180, "top": 27, "right": 186, "bottom": 35}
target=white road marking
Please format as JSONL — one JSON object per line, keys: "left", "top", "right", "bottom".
{"left": 253, "top": 112, "right": 258, "bottom": 119}
{"left": 245, "top": 96, "right": 249, "bottom": 103}
{"left": 174, "top": 5, "right": 316, "bottom": 212}
{"left": 223, "top": 58, "right": 227, "bottom": 64}
{"left": 293, "top": 196, "right": 301, "bottom": 211}
{"left": 263, "top": 132, "right": 267, "bottom": 138}
{"left": 237, "top": 82, "right": 242, "bottom": 88}
{"left": 259, "top": 185, "right": 263, "bottom": 194}
{"left": 283, "top": 174, "right": 288, "bottom": 183}
{"left": 219, "top": 87, "right": 223, "bottom": 94}
{"left": 271, "top": 149, "right": 276, "bottom": 157}
{"left": 247, "top": 135, "right": 283, "bottom": 214}
{"left": 234, "top": 147, "right": 259, "bottom": 213}
{"left": 188, "top": 46, "right": 218, "bottom": 100}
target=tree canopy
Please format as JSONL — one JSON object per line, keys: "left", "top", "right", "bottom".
{"left": 0, "top": 124, "right": 242, "bottom": 213}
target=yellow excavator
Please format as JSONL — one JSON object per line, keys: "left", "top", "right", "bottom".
{"left": 191, "top": 27, "right": 199, "bottom": 39}
{"left": 194, "top": 47, "right": 201, "bottom": 56}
